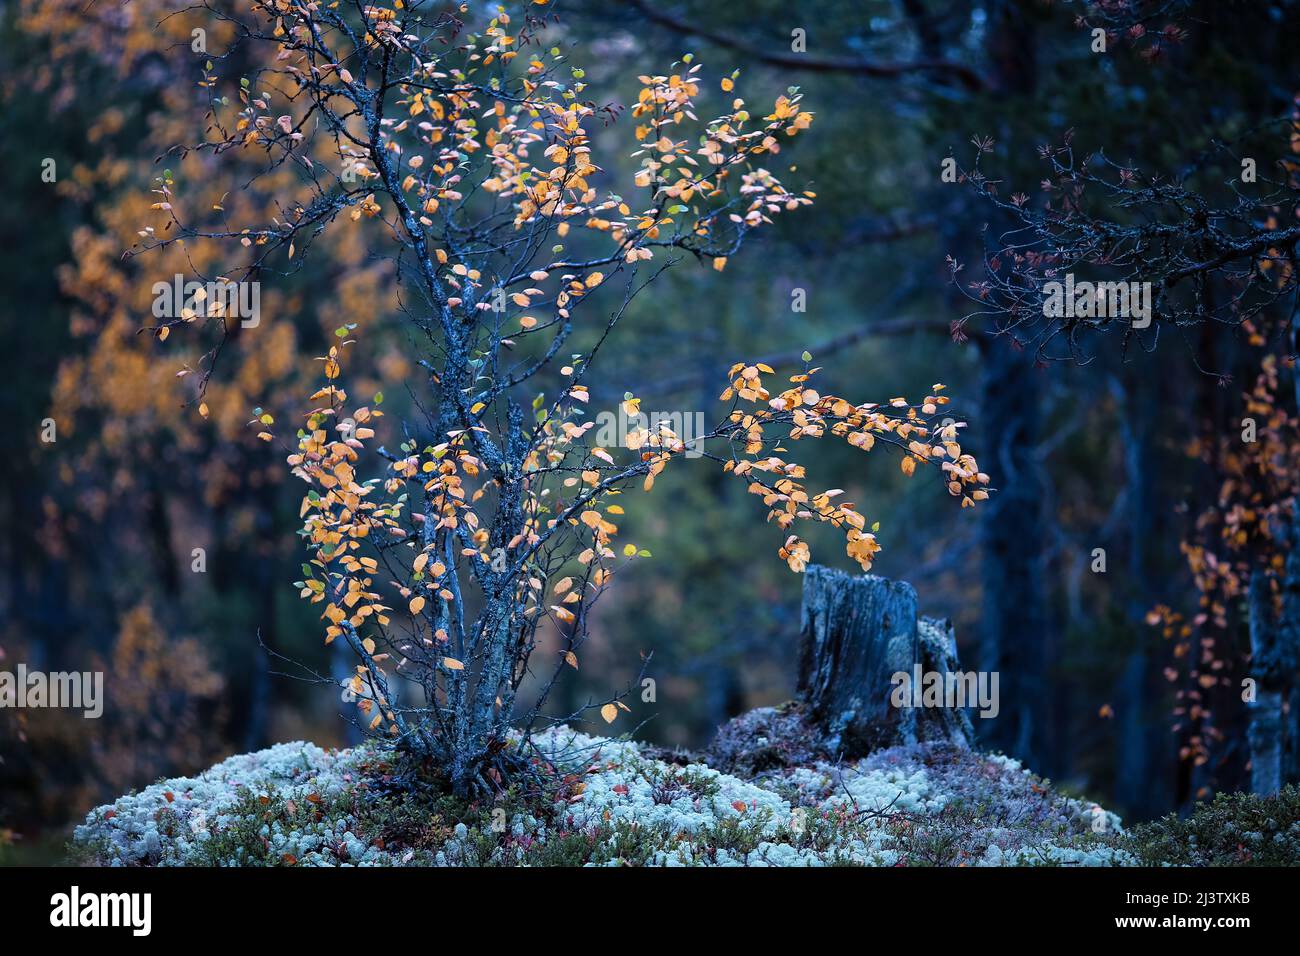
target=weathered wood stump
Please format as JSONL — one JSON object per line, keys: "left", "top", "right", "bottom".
{"left": 797, "top": 565, "right": 973, "bottom": 757}
{"left": 916, "top": 615, "right": 977, "bottom": 748}
{"left": 706, "top": 565, "right": 976, "bottom": 774}
{"left": 798, "top": 566, "right": 918, "bottom": 755}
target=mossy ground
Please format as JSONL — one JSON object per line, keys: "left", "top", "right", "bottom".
{"left": 67, "top": 727, "right": 1300, "bottom": 866}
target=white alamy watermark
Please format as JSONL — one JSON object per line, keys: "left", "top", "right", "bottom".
{"left": 0, "top": 664, "right": 103, "bottom": 718}
{"left": 592, "top": 407, "right": 707, "bottom": 459}
{"left": 152, "top": 274, "right": 261, "bottom": 328}
{"left": 50, "top": 887, "right": 151, "bottom": 936}
{"left": 1042, "top": 273, "right": 1151, "bottom": 328}
{"left": 890, "top": 665, "right": 1000, "bottom": 719}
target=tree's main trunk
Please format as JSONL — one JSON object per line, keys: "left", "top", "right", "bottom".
{"left": 1248, "top": 568, "right": 1284, "bottom": 795}
{"left": 977, "top": 338, "right": 1051, "bottom": 770}
{"left": 1248, "top": 691, "right": 1284, "bottom": 796}
{"left": 1282, "top": 331, "right": 1300, "bottom": 787}
{"left": 974, "top": 0, "right": 1053, "bottom": 775}
{"left": 243, "top": 559, "right": 273, "bottom": 753}
{"left": 1254, "top": 510, "right": 1300, "bottom": 792}
{"left": 1114, "top": 369, "right": 1167, "bottom": 819}
{"left": 1241, "top": 334, "right": 1300, "bottom": 795}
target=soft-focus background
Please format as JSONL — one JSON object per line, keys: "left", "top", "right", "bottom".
{"left": 3, "top": 0, "right": 1298, "bottom": 861}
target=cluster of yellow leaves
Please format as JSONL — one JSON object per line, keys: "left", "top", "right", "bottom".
{"left": 286, "top": 350, "right": 395, "bottom": 632}
{"left": 720, "top": 362, "right": 988, "bottom": 572}
{"left": 232, "top": 5, "right": 818, "bottom": 288}
{"left": 629, "top": 65, "right": 815, "bottom": 266}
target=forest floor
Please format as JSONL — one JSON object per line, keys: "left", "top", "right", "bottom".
{"left": 69, "top": 708, "right": 1300, "bottom": 866}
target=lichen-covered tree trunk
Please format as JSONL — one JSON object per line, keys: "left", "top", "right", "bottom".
{"left": 1279, "top": 340, "right": 1300, "bottom": 787}
{"left": 1261, "top": 508, "right": 1300, "bottom": 790}
{"left": 1247, "top": 567, "right": 1293, "bottom": 795}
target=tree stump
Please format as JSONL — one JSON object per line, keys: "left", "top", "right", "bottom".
{"left": 797, "top": 565, "right": 974, "bottom": 757}
{"left": 798, "top": 566, "right": 919, "bottom": 755}
{"left": 916, "top": 616, "right": 976, "bottom": 749}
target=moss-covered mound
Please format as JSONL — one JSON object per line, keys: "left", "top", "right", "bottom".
{"left": 71, "top": 727, "right": 1147, "bottom": 866}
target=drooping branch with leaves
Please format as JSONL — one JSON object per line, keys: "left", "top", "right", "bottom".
{"left": 135, "top": 0, "right": 985, "bottom": 795}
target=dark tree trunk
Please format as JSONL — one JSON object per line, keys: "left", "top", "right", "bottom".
{"left": 146, "top": 476, "right": 180, "bottom": 599}
{"left": 1247, "top": 568, "right": 1285, "bottom": 795}
{"left": 1280, "top": 331, "right": 1300, "bottom": 786}
{"left": 973, "top": 0, "right": 1053, "bottom": 774}
{"left": 1248, "top": 519, "right": 1300, "bottom": 793}
{"left": 976, "top": 338, "right": 1051, "bottom": 770}
{"left": 1114, "top": 368, "right": 1169, "bottom": 819}
{"left": 242, "top": 510, "right": 276, "bottom": 752}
